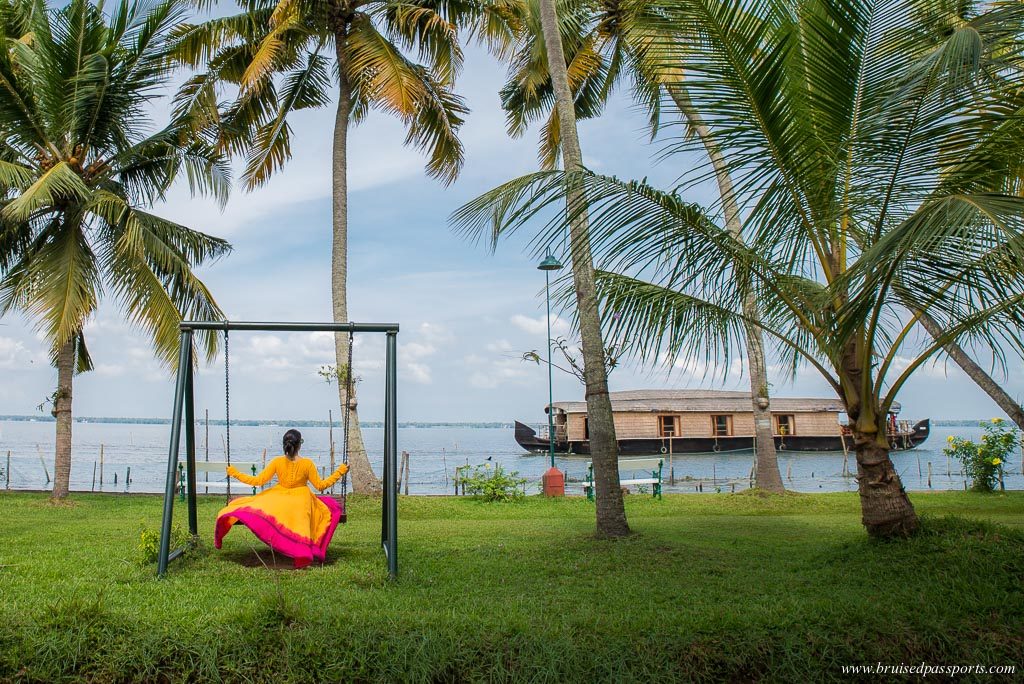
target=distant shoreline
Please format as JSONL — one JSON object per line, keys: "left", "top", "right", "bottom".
{"left": 0, "top": 415, "right": 999, "bottom": 428}
{"left": 0, "top": 415, "right": 515, "bottom": 429}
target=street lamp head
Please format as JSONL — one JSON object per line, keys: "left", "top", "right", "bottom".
{"left": 537, "top": 254, "right": 563, "bottom": 271}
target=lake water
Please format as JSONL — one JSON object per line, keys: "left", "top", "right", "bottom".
{"left": 1, "top": 420, "right": 1020, "bottom": 495}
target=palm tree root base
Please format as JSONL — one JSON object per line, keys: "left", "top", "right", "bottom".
{"left": 856, "top": 453, "right": 919, "bottom": 539}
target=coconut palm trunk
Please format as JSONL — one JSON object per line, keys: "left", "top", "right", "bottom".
{"left": 332, "top": 33, "right": 381, "bottom": 495}
{"left": 538, "top": 0, "right": 628, "bottom": 536}
{"left": 667, "top": 85, "right": 784, "bottom": 492}
{"left": 50, "top": 337, "right": 76, "bottom": 501}
{"left": 852, "top": 429, "right": 918, "bottom": 536}
{"left": 842, "top": 344, "right": 918, "bottom": 537}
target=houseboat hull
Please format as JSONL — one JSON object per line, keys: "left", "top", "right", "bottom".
{"left": 514, "top": 419, "right": 931, "bottom": 455}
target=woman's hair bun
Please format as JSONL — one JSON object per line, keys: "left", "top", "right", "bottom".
{"left": 283, "top": 429, "right": 302, "bottom": 456}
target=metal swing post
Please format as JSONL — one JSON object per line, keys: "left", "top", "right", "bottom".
{"left": 158, "top": 330, "right": 194, "bottom": 577}
{"left": 158, "top": 320, "right": 399, "bottom": 579}
{"left": 382, "top": 330, "right": 398, "bottom": 580}
{"left": 184, "top": 345, "right": 198, "bottom": 536}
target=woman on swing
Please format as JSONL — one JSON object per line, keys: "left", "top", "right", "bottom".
{"left": 214, "top": 429, "right": 348, "bottom": 568}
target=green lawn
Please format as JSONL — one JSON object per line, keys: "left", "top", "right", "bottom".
{"left": 1, "top": 491, "right": 1022, "bottom": 682}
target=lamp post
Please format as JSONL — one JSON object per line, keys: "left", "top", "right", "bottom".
{"left": 538, "top": 253, "right": 565, "bottom": 496}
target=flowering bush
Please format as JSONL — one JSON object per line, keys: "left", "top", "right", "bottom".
{"left": 461, "top": 463, "right": 527, "bottom": 502}
{"left": 944, "top": 419, "right": 1017, "bottom": 493}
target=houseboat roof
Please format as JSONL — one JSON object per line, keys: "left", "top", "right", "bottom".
{"left": 550, "top": 390, "right": 891, "bottom": 414}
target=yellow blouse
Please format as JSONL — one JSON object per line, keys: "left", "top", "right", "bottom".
{"left": 227, "top": 456, "right": 348, "bottom": 491}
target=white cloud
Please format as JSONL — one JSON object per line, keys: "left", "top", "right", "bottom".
{"left": 656, "top": 354, "right": 748, "bottom": 386}
{"left": 404, "top": 362, "right": 432, "bottom": 384}
{"left": 0, "top": 337, "right": 43, "bottom": 369}
{"left": 465, "top": 353, "right": 534, "bottom": 389}
{"left": 418, "top": 321, "right": 454, "bottom": 345}
{"left": 403, "top": 341, "right": 436, "bottom": 359}
{"left": 94, "top": 364, "right": 127, "bottom": 378}
{"left": 485, "top": 339, "right": 514, "bottom": 353}
{"left": 510, "top": 314, "right": 570, "bottom": 336}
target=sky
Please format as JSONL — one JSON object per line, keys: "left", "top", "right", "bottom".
{"left": 0, "top": 19, "right": 1022, "bottom": 423}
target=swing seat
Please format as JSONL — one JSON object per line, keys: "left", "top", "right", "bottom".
{"left": 329, "top": 493, "right": 347, "bottom": 523}
{"left": 178, "top": 462, "right": 261, "bottom": 496}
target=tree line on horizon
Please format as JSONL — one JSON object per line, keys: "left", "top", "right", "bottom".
{"left": 1, "top": 0, "right": 1023, "bottom": 541}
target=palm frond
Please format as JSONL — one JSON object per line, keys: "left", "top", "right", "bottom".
{"left": 384, "top": 1, "right": 463, "bottom": 85}
{"left": 240, "top": 43, "right": 330, "bottom": 189}
{"left": 0, "top": 214, "right": 100, "bottom": 354}
{"left": 2, "top": 162, "right": 90, "bottom": 223}
{"left": 95, "top": 199, "right": 227, "bottom": 365}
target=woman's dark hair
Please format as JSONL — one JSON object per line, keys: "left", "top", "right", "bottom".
{"left": 283, "top": 429, "right": 303, "bottom": 457}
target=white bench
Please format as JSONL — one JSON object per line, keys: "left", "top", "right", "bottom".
{"left": 583, "top": 457, "right": 664, "bottom": 500}
{"left": 178, "top": 461, "right": 261, "bottom": 498}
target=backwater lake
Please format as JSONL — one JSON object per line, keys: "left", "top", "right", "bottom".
{"left": 1, "top": 420, "right": 1021, "bottom": 495}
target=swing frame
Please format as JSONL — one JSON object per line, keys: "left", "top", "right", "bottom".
{"left": 157, "top": 320, "right": 399, "bottom": 580}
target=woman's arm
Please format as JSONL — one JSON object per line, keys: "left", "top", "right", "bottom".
{"left": 306, "top": 461, "right": 349, "bottom": 492}
{"left": 227, "top": 459, "right": 277, "bottom": 487}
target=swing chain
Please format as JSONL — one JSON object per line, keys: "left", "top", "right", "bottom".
{"left": 225, "top": 326, "right": 231, "bottom": 501}
{"left": 341, "top": 327, "right": 353, "bottom": 501}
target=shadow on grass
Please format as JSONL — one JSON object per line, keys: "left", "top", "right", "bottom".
{"left": 217, "top": 548, "right": 343, "bottom": 570}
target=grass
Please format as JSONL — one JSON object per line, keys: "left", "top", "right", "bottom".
{"left": 1, "top": 490, "right": 1022, "bottom": 682}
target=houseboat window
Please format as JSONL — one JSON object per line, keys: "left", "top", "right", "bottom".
{"left": 774, "top": 414, "right": 795, "bottom": 436}
{"left": 658, "top": 415, "right": 678, "bottom": 438}
{"left": 582, "top": 417, "right": 589, "bottom": 440}
{"left": 711, "top": 415, "right": 732, "bottom": 437}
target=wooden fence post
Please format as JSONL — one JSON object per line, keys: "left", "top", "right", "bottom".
{"left": 669, "top": 439, "right": 675, "bottom": 485}
{"left": 401, "top": 451, "right": 410, "bottom": 495}
{"left": 37, "top": 445, "right": 50, "bottom": 485}
{"left": 840, "top": 432, "right": 850, "bottom": 476}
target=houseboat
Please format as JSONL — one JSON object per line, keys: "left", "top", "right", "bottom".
{"left": 514, "top": 390, "right": 930, "bottom": 455}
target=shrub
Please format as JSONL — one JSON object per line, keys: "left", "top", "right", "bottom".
{"left": 138, "top": 524, "right": 195, "bottom": 564}
{"left": 944, "top": 419, "right": 1017, "bottom": 493}
{"left": 461, "top": 463, "right": 527, "bottom": 502}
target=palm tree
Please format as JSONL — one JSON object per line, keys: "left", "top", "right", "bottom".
{"left": 456, "top": 0, "right": 1024, "bottom": 537}
{"left": 459, "top": 0, "right": 629, "bottom": 535}
{"left": 0, "top": 0, "right": 230, "bottom": 500}
{"left": 496, "top": 0, "right": 786, "bottom": 491}
{"left": 504, "top": 0, "right": 1024, "bottom": 468}
{"left": 900, "top": 0, "right": 1024, "bottom": 431}
{"left": 175, "top": 0, "right": 476, "bottom": 494}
